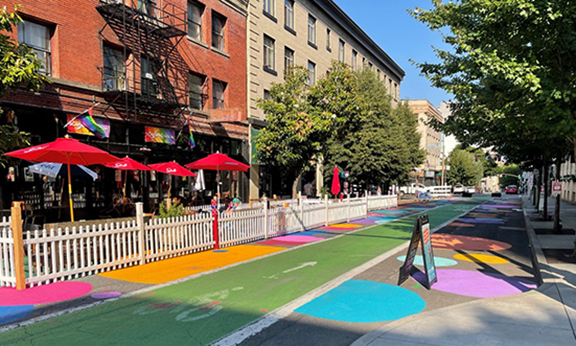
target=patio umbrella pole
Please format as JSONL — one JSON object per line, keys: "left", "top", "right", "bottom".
{"left": 217, "top": 168, "right": 220, "bottom": 208}
{"left": 67, "top": 163, "right": 75, "bottom": 222}
{"left": 123, "top": 170, "right": 128, "bottom": 200}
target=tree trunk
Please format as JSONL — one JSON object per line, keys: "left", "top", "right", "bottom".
{"left": 554, "top": 159, "right": 562, "bottom": 233}
{"left": 543, "top": 161, "right": 549, "bottom": 221}
{"left": 292, "top": 170, "right": 301, "bottom": 199}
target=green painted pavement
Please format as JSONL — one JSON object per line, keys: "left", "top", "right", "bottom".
{"left": 0, "top": 199, "right": 486, "bottom": 346}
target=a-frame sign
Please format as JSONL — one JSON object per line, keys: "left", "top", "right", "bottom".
{"left": 398, "top": 214, "right": 437, "bottom": 289}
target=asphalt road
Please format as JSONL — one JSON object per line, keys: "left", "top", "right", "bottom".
{"left": 235, "top": 195, "right": 534, "bottom": 346}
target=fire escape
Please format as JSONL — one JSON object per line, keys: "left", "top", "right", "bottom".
{"left": 96, "top": 0, "right": 188, "bottom": 122}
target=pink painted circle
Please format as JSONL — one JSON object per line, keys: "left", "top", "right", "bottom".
{"left": 273, "top": 235, "right": 324, "bottom": 243}
{"left": 91, "top": 291, "right": 122, "bottom": 299}
{"left": 0, "top": 281, "right": 92, "bottom": 306}
{"left": 413, "top": 269, "right": 537, "bottom": 298}
{"left": 432, "top": 234, "right": 511, "bottom": 251}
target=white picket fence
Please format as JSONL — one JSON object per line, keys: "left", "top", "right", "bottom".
{"left": 0, "top": 217, "right": 15, "bottom": 287}
{"left": 3, "top": 195, "right": 397, "bottom": 288}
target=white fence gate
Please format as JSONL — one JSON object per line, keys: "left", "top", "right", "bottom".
{"left": 0, "top": 217, "right": 15, "bottom": 287}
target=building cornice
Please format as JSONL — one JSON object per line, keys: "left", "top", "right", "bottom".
{"left": 314, "top": 0, "right": 405, "bottom": 80}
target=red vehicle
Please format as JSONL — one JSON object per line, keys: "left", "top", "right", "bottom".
{"left": 505, "top": 185, "right": 518, "bottom": 194}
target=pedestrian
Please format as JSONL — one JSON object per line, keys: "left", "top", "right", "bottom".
{"left": 304, "top": 182, "right": 313, "bottom": 197}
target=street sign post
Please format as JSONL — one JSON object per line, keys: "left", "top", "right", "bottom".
{"left": 398, "top": 214, "right": 438, "bottom": 289}
{"left": 552, "top": 181, "right": 562, "bottom": 196}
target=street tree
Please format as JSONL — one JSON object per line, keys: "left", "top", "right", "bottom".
{"left": 254, "top": 66, "right": 335, "bottom": 198}
{"left": 446, "top": 148, "right": 483, "bottom": 186}
{"left": 321, "top": 67, "right": 424, "bottom": 191}
{"left": 0, "top": 6, "right": 50, "bottom": 166}
{"left": 411, "top": 0, "right": 576, "bottom": 229}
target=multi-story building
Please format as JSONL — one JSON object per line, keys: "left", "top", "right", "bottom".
{"left": 0, "top": 0, "right": 249, "bottom": 214}
{"left": 246, "top": 0, "right": 405, "bottom": 198}
{"left": 405, "top": 99, "right": 443, "bottom": 186}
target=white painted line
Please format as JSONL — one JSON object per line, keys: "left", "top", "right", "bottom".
{"left": 211, "top": 200, "right": 481, "bottom": 346}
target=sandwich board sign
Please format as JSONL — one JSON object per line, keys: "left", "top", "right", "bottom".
{"left": 398, "top": 214, "right": 438, "bottom": 289}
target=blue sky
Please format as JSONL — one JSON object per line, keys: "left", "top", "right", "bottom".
{"left": 334, "top": 0, "right": 452, "bottom": 108}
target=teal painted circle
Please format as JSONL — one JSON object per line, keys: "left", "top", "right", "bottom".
{"left": 397, "top": 255, "right": 458, "bottom": 267}
{"left": 294, "top": 280, "right": 425, "bottom": 323}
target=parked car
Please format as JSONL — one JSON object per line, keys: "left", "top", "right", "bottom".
{"left": 452, "top": 183, "right": 464, "bottom": 194}
{"left": 466, "top": 186, "right": 476, "bottom": 194}
{"left": 399, "top": 183, "right": 429, "bottom": 195}
{"left": 505, "top": 185, "right": 518, "bottom": 194}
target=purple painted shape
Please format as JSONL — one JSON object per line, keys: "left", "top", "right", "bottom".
{"left": 0, "top": 282, "right": 93, "bottom": 306}
{"left": 412, "top": 269, "right": 537, "bottom": 298}
{"left": 91, "top": 291, "right": 122, "bottom": 299}
{"left": 481, "top": 204, "right": 518, "bottom": 209}
{"left": 273, "top": 235, "right": 324, "bottom": 243}
{"left": 458, "top": 218, "right": 504, "bottom": 224}
{"left": 352, "top": 219, "right": 380, "bottom": 224}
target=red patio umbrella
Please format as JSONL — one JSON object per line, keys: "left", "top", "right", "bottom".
{"left": 4, "top": 137, "right": 120, "bottom": 221}
{"left": 185, "top": 153, "right": 249, "bottom": 202}
{"left": 331, "top": 166, "right": 341, "bottom": 198}
{"left": 149, "top": 162, "right": 196, "bottom": 202}
{"left": 105, "top": 156, "right": 152, "bottom": 199}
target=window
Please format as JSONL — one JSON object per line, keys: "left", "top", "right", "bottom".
{"left": 284, "top": 46, "right": 294, "bottom": 73}
{"left": 368, "top": 62, "right": 373, "bottom": 69}
{"left": 362, "top": 57, "right": 366, "bottom": 66}
{"left": 188, "top": 1, "right": 204, "bottom": 41}
{"left": 389, "top": 78, "right": 393, "bottom": 96}
{"left": 394, "top": 83, "right": 399, "bottom": 100}
{"left": 213, "top": 79, "right": 226, "bottom": 109}
{"left": 264, "top": 0, "right": 274, "bottom": 16}
{"left": 263, "top": 35, "right": 275, "bottom": 71}
{"left": 338, "top": 39, "right": 345, "bottom": 62}
{"left": 307, "top": 60, "right": 316, "bottom": 86}
{"left": 141, "top": 57, "right": 159, "bottom": 96}
{"left": 138, "top": 0, "right": 156, "bottom": 17}
{"left": 377, "top": 69, "right": 381, "bottom": 80}
{"left": 103, "top": 46, "right": 125, "bottom": 90}
{"left": 326, "top": 28, "right": 331, "bottom": 50}
{"left": 264, "top": 89, "right": 272, "bottom": 101}
{"left": 352, "top": 50, "right": 357, "bottom": 70}
{"left": 284, "top": 0, "right": 294, "bottom": 29}
{"left": 18, "top": 20, "right": 51, "bottom": 75}
{"left": 308, "top": 15, "right": 316, "bottom": 45}
{"left": 212, "top": 12, "right": 226, "bottom": 51}
{"left": 189, "top": 73, "right": 205, "bottom": 109}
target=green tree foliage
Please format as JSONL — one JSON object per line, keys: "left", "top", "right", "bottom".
{"left": 410, "top": 1, "right": 575, "bottom": 167}
{"left": 254, "top": 66, "right": 335, "bottom": 197}
{"left": 322, "top": 67, "right": 424, "bottom": 190}
{"left": 0, "top": 6, "right": 50, "bottom": 166}
{"left": 446, "top": 149, "right": 483, "bottom": 186}
{"left": 492, "top": 164, "right": 522, "bottom": 188}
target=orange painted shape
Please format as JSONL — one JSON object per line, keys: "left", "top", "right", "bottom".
{"left": 449, "top": 222, "right": 475, "bottom": 228}
{"left": 99, "top": 245, "right": 285, "bottom": 285}
{"left": 454, "top": 253, "right": 510, "bottom": 264}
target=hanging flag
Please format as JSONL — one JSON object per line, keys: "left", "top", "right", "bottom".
{"left": 188, "top": 117, "right": 196, "bottom": 149}
{"left": 77, "top": 107, "right": 107, "bottom": 139}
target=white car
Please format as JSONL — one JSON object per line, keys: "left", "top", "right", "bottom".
{"left": 466, "top": 186, "right": 476, "bottom": 194}
{"left": 452, "top": 184, "right": 464, "bottom": 194}
{"left": 400, "top": 183, "right": 429, "bottom": 195}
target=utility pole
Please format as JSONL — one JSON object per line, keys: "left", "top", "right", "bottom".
{"left": 441, "top": 133, "right": 446, "bottom": 185}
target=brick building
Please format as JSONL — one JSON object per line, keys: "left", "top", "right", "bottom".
{"left": 0, "top": 0, "right": 249, "bottom": 216}
{"left": 404, "top": 99, "right": 444, "bottom": 186}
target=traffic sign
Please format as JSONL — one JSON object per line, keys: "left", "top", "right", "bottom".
{"left": 552, "top": 181, "right": 562, "bottom": 196}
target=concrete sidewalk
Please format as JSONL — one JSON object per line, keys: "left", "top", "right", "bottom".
{"left": 352, "top": 196, "right": 576, "bottom": 346}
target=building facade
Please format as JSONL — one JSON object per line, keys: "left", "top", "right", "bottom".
{"left": 246, "top": 0, "right": 405, "bottom": 198}
{"left": 1, "top": 0, "right": 249, "bottom": 216}
{"left": 405, "top": 99, "right": 443, "bottom": 186}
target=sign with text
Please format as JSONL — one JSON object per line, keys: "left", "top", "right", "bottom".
{"left": 552, "top": 181, "right": 562, "bottom": 196}
{"left": 144, "top": 126, "right": 175, "bottom": 144}
{"left": 398, "top": 214, "right": 437, "bottom": 289}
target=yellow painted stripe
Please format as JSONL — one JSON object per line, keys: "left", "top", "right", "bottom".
{"left": 328, "top": 224, "right": 363, "bottom": 229}
{"left": 99, "top": 245, "right": 285, "bottom": 284}
{"left": 454, "top": 253, "right": 510, "bottom": 264}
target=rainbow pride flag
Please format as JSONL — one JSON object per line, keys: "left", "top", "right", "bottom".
{"left": 188, "top": 117, "right": 196, "bottom": 149}
{"left": 78, "top": 107, "right": 107, "bottom": 139}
